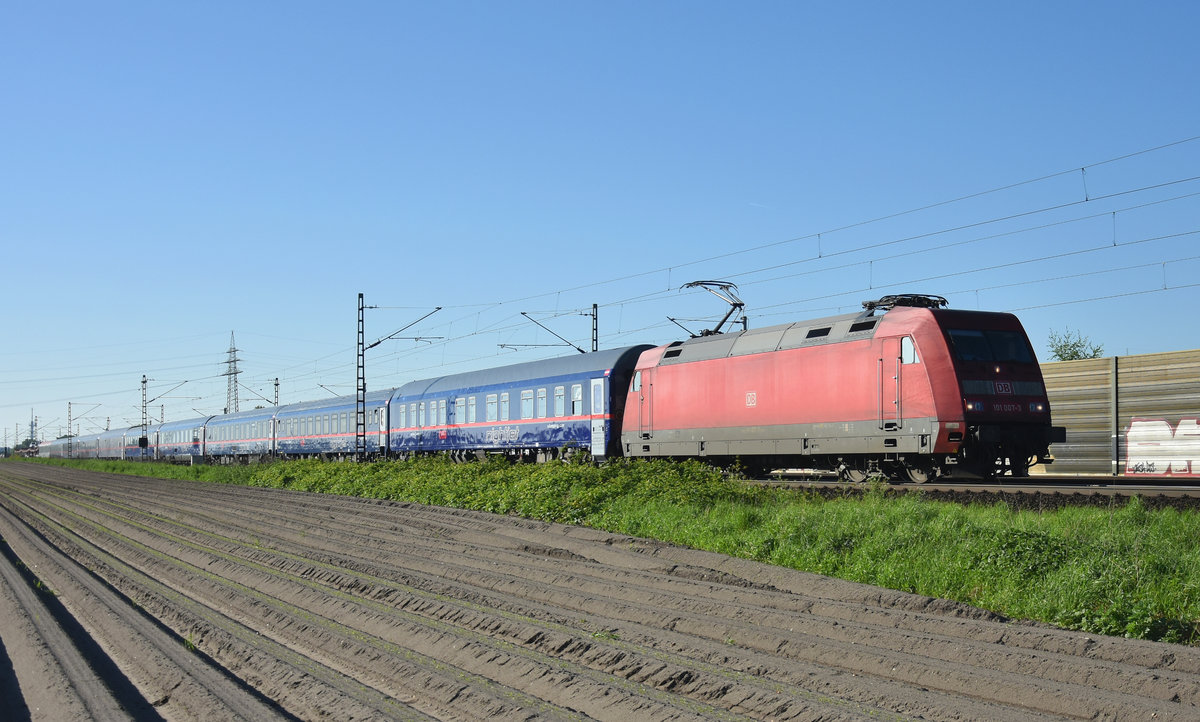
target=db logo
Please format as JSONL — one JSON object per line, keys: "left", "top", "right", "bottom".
{"left": 995, "top": 382, "right": 1014, "bottom": 395}
{"left": 746, "top": 392, "right": 757, "bottom": 407}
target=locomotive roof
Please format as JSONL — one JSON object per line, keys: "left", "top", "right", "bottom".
{"left": 397, "top": 344, "right": 653, "bottom": 397}
{"left": 659, "top": 306, "right": 897, "bottom": 366}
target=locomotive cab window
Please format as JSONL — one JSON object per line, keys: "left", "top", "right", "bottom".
{"left": 901, "top": 336, "right": 919, "bottom": 364}
{"left": 948, "top": 330, "right": 991, "bottom": 362}
{"left": 949, "top": 329, "right": 1034, "bottom": 364}
{"left": 632, "top": 371, "right": 641, "bottom": 392}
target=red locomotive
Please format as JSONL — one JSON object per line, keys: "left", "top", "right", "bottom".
{"left": 621, "top": 294, "right": 1064, "bottom": 480}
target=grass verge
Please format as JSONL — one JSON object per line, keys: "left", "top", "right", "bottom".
{"left": 14, "top": 455, "right": 1200, "bottom": 645}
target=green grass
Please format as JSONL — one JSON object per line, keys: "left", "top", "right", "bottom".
{"left": 15, "top": 455, "right": 1200, "bottom": 645}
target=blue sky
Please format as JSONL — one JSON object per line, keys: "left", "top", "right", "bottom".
{"left": 3, "top": 1, "right": 1198, "bottom": 443}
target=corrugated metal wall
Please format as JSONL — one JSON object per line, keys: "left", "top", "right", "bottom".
{"left": 1036, "top": 349, "right": 1200, "bottom": 477}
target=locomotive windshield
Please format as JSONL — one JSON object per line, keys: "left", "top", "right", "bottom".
{"left": 947, "top": 329, "right": 1034, "bottom": 363}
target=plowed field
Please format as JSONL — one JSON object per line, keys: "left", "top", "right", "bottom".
{"left": 1, "top": 462, "right": 1197, "bottom": 721}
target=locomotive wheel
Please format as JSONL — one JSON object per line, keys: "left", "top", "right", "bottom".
{"left": 903, "top": 465, "right": 932, "bottom": 483}
{"left": 1008, "top": 456, "right": 1033, "bottom": 478}
{"left": 838, "top": 466, "right": 869, "bottom": 482}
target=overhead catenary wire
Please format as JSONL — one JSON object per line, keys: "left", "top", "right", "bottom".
{"left": 14, "top": 136, "right": 1200, "bottom": 426}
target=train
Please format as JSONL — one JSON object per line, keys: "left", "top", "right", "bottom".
{"left": 38, "top": 294, "right": 1065, "bottom": 480}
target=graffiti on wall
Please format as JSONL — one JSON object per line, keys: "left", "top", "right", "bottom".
{"left": 1125, "top": 418, "right": 1200, "bottom": 477}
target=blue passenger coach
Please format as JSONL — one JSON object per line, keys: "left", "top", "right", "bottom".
{"left": 389, "top": 345, "right": 651, "bottom": 461}
{"left": 204, "top": 407, "right": 277, "bottom": 462}
{"left": 273, "top": 390, "right": 392, "bottom": 458}
{"left": 122, "top": 425, "right": 159, "bottom": 460}
{"left": 97, "top": 427, "right": 129, "bottom": 459}
{"left": 157, "top": 416, "right": 210, "bottom": 462}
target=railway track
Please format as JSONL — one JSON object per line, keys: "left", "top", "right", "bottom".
{"left": 756, "top": 473, "right": 1200, "bottom": 510}
{"left": 1, "top": 462, "right": 1199, "bottom": 720}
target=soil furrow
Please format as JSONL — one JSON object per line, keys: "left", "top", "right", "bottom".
{"left": 2, "top": 463, "right": 1198, "bottom": 721}
{"left": 5, "top": 474, "right": 880, "bottom": 721}
{"left": 3, "top": 483, "right": 587, "bottom": 722}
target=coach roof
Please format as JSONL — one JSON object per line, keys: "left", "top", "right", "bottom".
{"left": 396, "top": 345, "right": 653, "bottom": 397}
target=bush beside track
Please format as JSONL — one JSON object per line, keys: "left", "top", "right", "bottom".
{"left": 13, "top": 456, "right": 1199, "bottom": 645}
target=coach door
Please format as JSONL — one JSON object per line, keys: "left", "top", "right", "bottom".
{"left": 590, "top": 378, "right": 607, "bottom": 456}
{"left": 879, "top": 337, "right": 902, "bottom": 430}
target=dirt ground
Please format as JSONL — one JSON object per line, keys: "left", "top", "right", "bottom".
{"left": 0, "top": 462, "right": 1197, "bottom": 721}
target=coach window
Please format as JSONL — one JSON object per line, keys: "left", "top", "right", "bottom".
{"left": 537, "top": 388, "right": 548, "bottom": 418}
{"left": 419, "top": 402, "right": 426, "bottom": 427}
{"left": 500, "top": 392, "right": 510, "bottom": 421}
{"left": 554, "top": 386, "right": 565, "bottom": 417}
{"left": 409, "top": 403, "right": 416, "bottom": 427}
{"left": 467, "top": 396, "right": 477, "bottom": 424}
{"left": 438, "top": 400, "right": 447, "bottom": 426}
{"left": 521, "top": 390, "right": 534, "bottom": 419}
{"left": 455, "top": 398, "right": 466, "bottom": 424}
{"left": 398, "top": 404, "right": 407, "bottom": 429}
{"left": 340, "top": 412, "right": 347, "bottom": 434}
{"left": 901, "top": 336, "right": 919, "bottom": 364}
{"left": 486, "top": 394, "right": 498, "bottom": 422}
{"left": 571, "top": 384, "right": 583, "bottom": 415}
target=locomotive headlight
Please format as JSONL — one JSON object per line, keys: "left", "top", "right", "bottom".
{"left": 994, "top": 365, "right": 1002, "bottom": 374}
{"left": 964, "top": 400, "right": 982, "bottom": 412}
{"left": 1030, "top": 402, "right": 1046, "bottom": 413}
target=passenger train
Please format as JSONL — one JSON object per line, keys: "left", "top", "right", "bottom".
{"left": 39, "top": 295, "right": 1064, "bottom": 480}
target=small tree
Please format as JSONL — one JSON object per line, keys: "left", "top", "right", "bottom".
{"left": 1047, "top": 328, "right": 1104, "bottom": 361}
